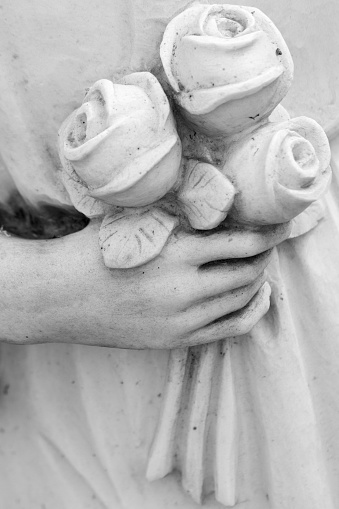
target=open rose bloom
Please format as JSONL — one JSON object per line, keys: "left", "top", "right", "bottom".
{"left": 59, "top": 72, "right": 182, "bottom": 208}
{"left": 161, "top": 4, "right": 294, "bottom": 136}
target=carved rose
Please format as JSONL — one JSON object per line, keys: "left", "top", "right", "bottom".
{"left": 161, "top": 4, "right": 293, "bottom": 136}
{"left": 223, "top": 117, "right": 332, "bottom": 224}
{"left": 59, "top": 72, "right": 182, "bottom": 207}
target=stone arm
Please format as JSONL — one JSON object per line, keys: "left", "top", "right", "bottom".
{"left": 0, "top": 216, "right": 290, "bottom": 348}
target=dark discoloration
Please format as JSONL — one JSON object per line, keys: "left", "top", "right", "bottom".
{"left": 0, "top": 191, "right": 89, "bottom": 239}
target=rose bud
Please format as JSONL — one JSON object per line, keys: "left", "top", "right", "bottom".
{"left": 222, "top": 117, "right": 332, "bottom": 224}
{"left": 160, "top": 4, "right": 293, "bottom": 137}
{"left": 59, "top": 72, "right": 182, "bottom": 207}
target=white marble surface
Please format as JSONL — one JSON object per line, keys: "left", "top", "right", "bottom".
{"left": 0, "top": 0, "right": 338, "bottom": 205}
{"left": 0, "top": 1, "right": 339, "bottom": 508}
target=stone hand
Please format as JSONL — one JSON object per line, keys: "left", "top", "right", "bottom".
{"left": 0, "top": 220, "right": 291, "bottom": 348}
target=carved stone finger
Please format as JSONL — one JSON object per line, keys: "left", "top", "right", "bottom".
{"left": 182, "top": 282, "right": 271, "bottom": 347}
{"left": 178, "top": 275, "right": 266, "bottom": 331}
{"left": 194, "top": 250, "right": 272, "bottom": 299}
{"left": 187, "top": 223, "right": 291, "bottom": 266}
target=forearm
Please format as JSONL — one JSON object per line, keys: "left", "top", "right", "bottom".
{"left": 0, "top": 221, "right": 141, "bottom": 347}
{"left": 0, "top": 223, "right": 104, "bottom": 345}
{"left": 0, "top": 233, "right": 62, "bottom": 344}
{"left": 0, "top": 221, "right": 291, "bottom": 349}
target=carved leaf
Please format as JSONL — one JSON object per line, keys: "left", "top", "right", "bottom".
{"left": 60, "top": 169, "right": 112, "bottom": 218}
{"left": 178, "top": 160, "right": 235, "bottom": 230}
{"left": 99, "top": 208, "right": 179, "bottom": 269}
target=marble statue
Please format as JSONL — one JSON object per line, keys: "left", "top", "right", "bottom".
{"left": 0, "top": 1, "right": 339, "bottom": 508}
{"left": 55, "top": 4, "right": 332, "bottom": 506}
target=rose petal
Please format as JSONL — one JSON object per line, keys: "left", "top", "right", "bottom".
{"left": 178, "top": 160, "right": 235, "bottom": 230}
{"left": 99, "top": 208, "right": 179, "bottom": 269}
{"left": 58, "top": 122, "right": 112, "bottom": 218}
{"left": 178, "top": 65, "right": 283, "bottom": 115}
{"left": 122, "top": 72, "right": 172, "bottom": 132}
{"left": 276, "top": 132, "right": 320, "bottom": 189}
{"left": 289, "top": 201, "right": 325, "bottom": 239}
{"left": 90, "top": 135, "right": 181, "bottom": 207}
{"left": 60, "top": 169, "right": 112, "bottom": 218}
{"left": 176, "top": 30, "right": 280, "bottom": 92}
